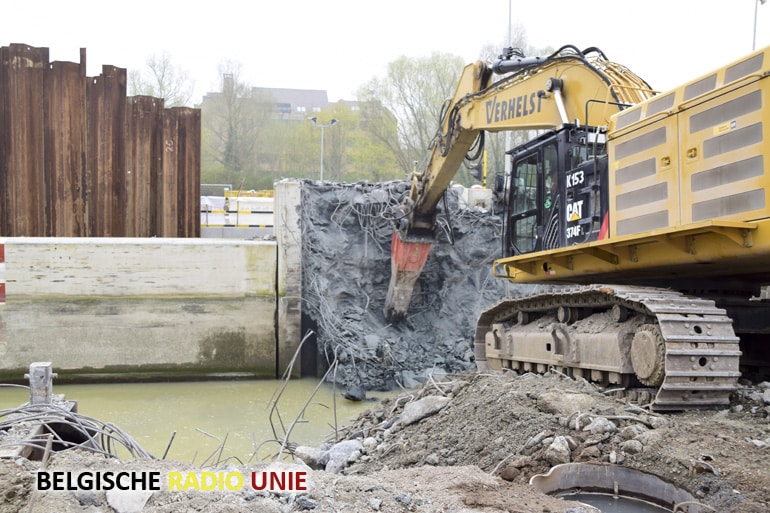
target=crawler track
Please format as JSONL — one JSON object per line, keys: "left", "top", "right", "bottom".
{"left": 475, "top": 285, "right": 742, "bottom": 411}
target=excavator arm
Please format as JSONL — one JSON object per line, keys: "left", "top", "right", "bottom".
{"left": 384, "top": 45, "right": 655, "bottom": 320}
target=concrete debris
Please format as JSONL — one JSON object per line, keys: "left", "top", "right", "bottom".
{"left": 582, "top": 416, "right": 617, "bottom": 434}
{"left": 323, "top": 440, "right": 364, "bottom": 474}
{"left": 537, "top": 391, "right": 596, "bottom": 415}
{"left": 72, "top": 490, "right": 100, "bottom": 507}
{"left": 544, "top": 436, "right": 572, "bottom": 465}
{"left": 620, "top": 424, "right": 647, "bottom": 440}
{"left": 106, "top": 489, "right": 153, "bottom": 513}
{"left": 293, "top": 445, "right": 326, "bottom": 470}
{"left": 300, "top": 181, "right": 516, "bottom": 392}
{"left": 295, "top": 440, "right": 364, "bottom": 474}
{"left": 295, "top": 496, "right": 317, "bottom": 510}
{"left": 399, "top": 396, "right": 450, "bottom": 426}
{"left": 621, "top": 439, "right": 644, "bottom": 455}
{"left": 343, "top": 384, "right": 366, "bottom": 402}
{"left": 523, "top": 430, "right": 553, "bottom": 455}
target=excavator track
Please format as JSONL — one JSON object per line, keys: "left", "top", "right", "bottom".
{"left": 474, "top": 285, "right": 742, "bottom": 411}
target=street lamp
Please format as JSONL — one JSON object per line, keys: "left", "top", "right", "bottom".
{"left": 754, "top": 0, "right": 767, "bottom": 51}
{"left": 308, "top": 117, "right": 338, "bottom": 182}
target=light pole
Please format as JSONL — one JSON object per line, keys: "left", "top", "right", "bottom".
{"left": 754, "top": 0, "right": 767, "bottom": 51}
{"left": 308, "top": 117, "right": 338, "bottom": 182}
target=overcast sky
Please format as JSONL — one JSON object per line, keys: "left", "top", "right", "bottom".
{"left": 2, "top": 0, "right": 769, "bottom": 105}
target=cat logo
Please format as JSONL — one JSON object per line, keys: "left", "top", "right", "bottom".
{"left": 566, "top": 200, "right": 584, "bottom": 222}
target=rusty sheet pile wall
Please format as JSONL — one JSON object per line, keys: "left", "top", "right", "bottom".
{"left": 0, "top": 44, "right": 200, "bottom": 237}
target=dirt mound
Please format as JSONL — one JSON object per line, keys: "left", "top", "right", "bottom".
{"left": 337, "top": 371, "right": 770, "bottom": 512}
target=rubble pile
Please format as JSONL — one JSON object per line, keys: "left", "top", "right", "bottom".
{"left": 295, "top": 371, "right": 770, "bottom": 512}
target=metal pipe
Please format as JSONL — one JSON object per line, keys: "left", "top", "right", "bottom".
{"left": 492, "top": 55, "right": 547, "bottom": 75}
{"left": 754, "top": 0, "right": 767, "bottom": 51}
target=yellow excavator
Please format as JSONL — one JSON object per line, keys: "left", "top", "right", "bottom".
{"left": 385, "top": 44, "right": 770, "bottom": 410}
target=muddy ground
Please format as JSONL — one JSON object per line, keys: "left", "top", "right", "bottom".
{"left": 2, "top": 370, "right": 769, "bottom": 512}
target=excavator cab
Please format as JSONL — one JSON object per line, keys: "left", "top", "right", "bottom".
{"left": 504, "top": 125, "right": 609, "bottom": 257}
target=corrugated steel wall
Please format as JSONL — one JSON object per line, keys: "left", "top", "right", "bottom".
{"left": 0, "top": 44, "right": 200, "bottom": 237}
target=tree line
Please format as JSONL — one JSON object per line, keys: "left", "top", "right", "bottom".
{"left": 129, "top": 26, "right": 546, "bottom": 191}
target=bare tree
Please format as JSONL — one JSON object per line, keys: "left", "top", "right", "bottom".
{"left": 357, "top": 52, "right": 465, "bottom": 177}
{"left": 128, "top": 51, "right": 194, "bottom": 107}
{"left": 200, "top": 60, "right": 273, "bottom": 187}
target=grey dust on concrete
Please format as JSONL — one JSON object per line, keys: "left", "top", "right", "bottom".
{"left": 300, "top": 181, "right": 522, "bottom": 392}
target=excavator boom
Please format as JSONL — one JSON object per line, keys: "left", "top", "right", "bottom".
{"left": 385, "top": 45, "right": 655, "bottom": 320}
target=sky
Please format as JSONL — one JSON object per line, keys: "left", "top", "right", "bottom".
{"left": 1, "top": 0, "right": 769, "bottom": 106}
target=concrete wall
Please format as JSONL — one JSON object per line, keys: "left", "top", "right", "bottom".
{"left": 0, "top": 237, "right": 280, "bottom": 381}
{"left": 274, "top": 180, "right": 303, "bottom": 376}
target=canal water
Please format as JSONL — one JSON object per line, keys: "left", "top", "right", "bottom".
{"left": 0, "top": 379, "right": 389, "bottom": 464}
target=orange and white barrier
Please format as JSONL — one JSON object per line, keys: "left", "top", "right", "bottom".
{"left": 200, "top": 196, "right": 274, "bottom": 229}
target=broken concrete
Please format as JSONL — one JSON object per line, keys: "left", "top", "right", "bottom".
{"left": 299, "top": 181, "right": 523, "bottom": 391}
{"left": 400, "top": 395, "right": 451, "bottom": 426}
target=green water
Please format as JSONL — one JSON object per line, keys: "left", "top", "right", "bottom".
{"left": 0, "top": 379, "right": 387, "bottom": 464}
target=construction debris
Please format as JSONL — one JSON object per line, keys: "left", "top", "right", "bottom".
{"left": 299, "top": 181, "right": 516, "bottom": 391}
